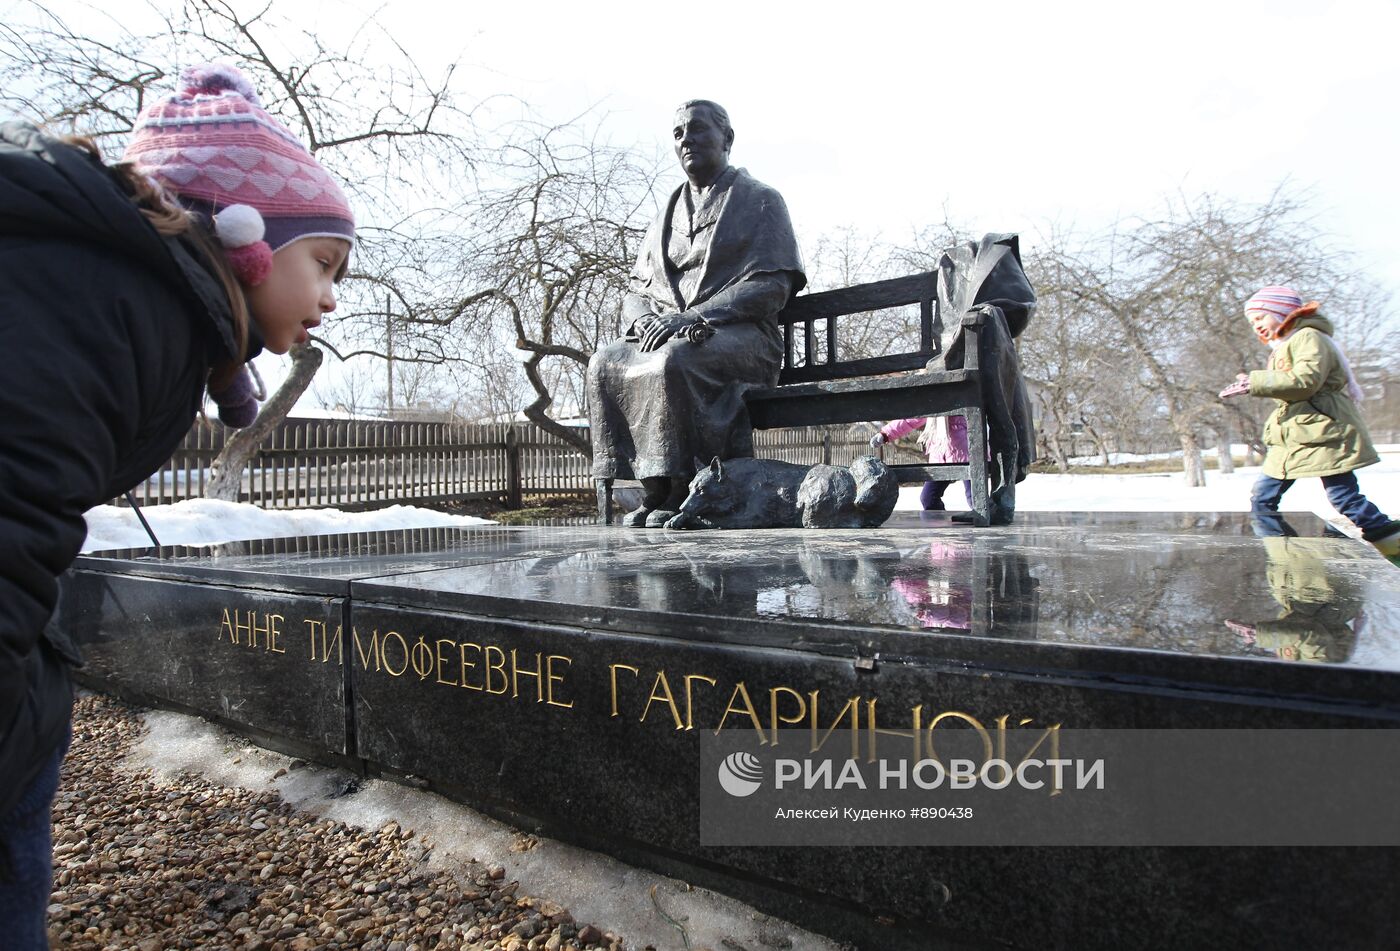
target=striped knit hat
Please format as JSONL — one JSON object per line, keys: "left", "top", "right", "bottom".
{"left": 123, "top": 64, "right": 354, "bottom": 284}
{"left": 1245, "top": 286, "right": 1304, "bottom": 323}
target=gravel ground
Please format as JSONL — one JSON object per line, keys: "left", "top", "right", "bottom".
{"left": 46, "top": 693, "right": 626, "bottom": 951}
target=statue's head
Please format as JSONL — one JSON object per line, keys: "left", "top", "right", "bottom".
{"left": 674, "top": 100, "right": 734, "bottom": 188}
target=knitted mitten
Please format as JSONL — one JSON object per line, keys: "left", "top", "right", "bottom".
{"left": 209, "top": 367, "right": 259, "bottom": 428}
{"left": 1218, "top": 378, "right": 1250, "bottom": 399}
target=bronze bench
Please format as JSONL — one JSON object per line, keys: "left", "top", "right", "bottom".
{"left": 596, "top": 268, "right": 996, "bottom": 526}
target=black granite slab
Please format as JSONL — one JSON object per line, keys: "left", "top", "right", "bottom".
{"left": 347, "top": 602, "right": 1397, "bottom": 914}
{"left": 58, "top": 511, "right": 1400, "bottom": 949}
{"left": 62, "top": 525, "right": 629, "bottom": 753}
{"left": 56, "top": 571, "right": 350, "bottom": 752}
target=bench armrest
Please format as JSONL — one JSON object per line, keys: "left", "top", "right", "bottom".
{"left": 928, "top": 313, "right": 983, "bottom": 373}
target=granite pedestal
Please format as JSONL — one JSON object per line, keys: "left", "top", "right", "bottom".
{"left": 59, "top": 512, "right": 1400, "bottom": 949}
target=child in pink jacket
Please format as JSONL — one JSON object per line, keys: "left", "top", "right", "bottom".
{"left": 870, "top": 415, "right": 974, "bottom": 511}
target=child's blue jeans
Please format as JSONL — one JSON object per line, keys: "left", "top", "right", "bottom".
{"left": 0, "top": 731, "right": 68, "bottom": 950}
{"left": 1251, "top": 471, "right": 1391, "bottom": 537}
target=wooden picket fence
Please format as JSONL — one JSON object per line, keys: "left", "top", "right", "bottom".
{"left": 122, "top": 419, "right": 880, "bottom": 510}
{"left": 751, "top": 427, "right": 916, "bottom": 467}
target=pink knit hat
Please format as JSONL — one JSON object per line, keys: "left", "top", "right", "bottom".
{"left": 123, "top": 64, "right": 354, "bottom": 284}
{"left": 1244, "top": 286, "right": 1303, "bottom": 323}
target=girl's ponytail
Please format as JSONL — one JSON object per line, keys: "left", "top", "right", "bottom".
{"left": 65, "top": 135, "right": 251, "bottom": 394}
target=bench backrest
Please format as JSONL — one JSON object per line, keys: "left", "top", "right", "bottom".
{"left": 774, "top": 270, "right": 940, "bottom": 385}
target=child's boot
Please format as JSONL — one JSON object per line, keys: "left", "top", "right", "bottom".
{"left": 1363, "top": 520, "right": 1400, "bottom": 566}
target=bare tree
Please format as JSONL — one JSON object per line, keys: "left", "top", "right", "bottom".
{"left": 287, "top": 115, "right": 662, "bottom": 452}
{"left": 1032, "top": 188, "right": 1397, "bottom": 485}
{"left": 803, "top": 226, "right": 913, "bottom": 363}
{"left": 1, "top": 0, "right": 473, "bottom": 499}
{"left": 309, "top": 354, "right": 383, "bottom": 417}
{"left": 404, "top": 122, "right": 661, "bottom": 453}
{"left": 204, "top": 344, "right": 321, "bottom": 499}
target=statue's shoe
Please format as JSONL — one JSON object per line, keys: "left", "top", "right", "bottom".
{"left": 949, "top": 510, "right": 1013, "bottom": 525}
{"left": 620, "top": 506, "right": 653, "bottom": 527}
{"left": 645, "top": 508, "right": 679, "bottom": 528}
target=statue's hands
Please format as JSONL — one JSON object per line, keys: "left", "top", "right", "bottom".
{"left": 629, "top": 313, "right": 660, "bottom": 343}
{"left": 678, "top": 317, "right": 715, "bottom": 344}
{"left": 638, "top": 314, "right": 691, "bottom": 353}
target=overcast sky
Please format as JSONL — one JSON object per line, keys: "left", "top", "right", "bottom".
{"left": 382, "top": 0, "right": 1400, "bottom": 293}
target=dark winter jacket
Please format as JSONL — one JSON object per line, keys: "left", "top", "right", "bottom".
{"left": 0, "top": 121, "right": 242, "bottom": 825}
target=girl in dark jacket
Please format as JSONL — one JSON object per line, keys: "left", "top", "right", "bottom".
{"left": 0, "top": 64, "right": 354, "bottom": 947}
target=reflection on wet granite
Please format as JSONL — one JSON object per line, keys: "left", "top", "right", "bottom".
{"left": 76, "top": 512, "right": 1400, "bottom": 669}
{"left": 78, "top": 524, "right": 625, "bottom": 585}
{"left": 354, "top": 512, "right": 1400, "bottom": 670}
{"left": 1226, "top": 513, "right": 1365, "bottom": 664}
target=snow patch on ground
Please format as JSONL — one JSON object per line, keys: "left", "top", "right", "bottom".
{"left": 903, "top": 449, "right": 1400, "bottom": 538}
{"left": 1066, "top": 443, "right": 1400, "bottom": 468}
{"left": 82, "top": 498, "right": 495, "bottom": 553}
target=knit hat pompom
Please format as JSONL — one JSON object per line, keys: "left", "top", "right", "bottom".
{"left": 179, "top": 63, "right": 263, "bottom": 107}
{"left": 213, "top": 203, "right": 273, "bottom": 285}
{"left": 213, "top": 203, "right": 265, "bottom": 247}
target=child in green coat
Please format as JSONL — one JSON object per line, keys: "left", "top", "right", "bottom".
{"left": 1220, "top": 286, "right": 1399, "bottom": 564}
